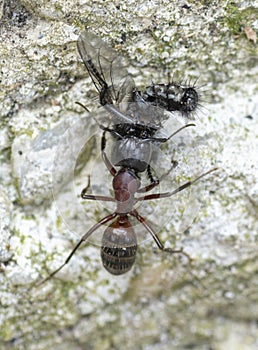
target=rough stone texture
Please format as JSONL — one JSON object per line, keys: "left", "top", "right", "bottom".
{"left": 0, "top": 1, "right": 257, "bottom": 349}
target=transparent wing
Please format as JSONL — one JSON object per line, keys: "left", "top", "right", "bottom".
{"left": 77, "top": 32, "right": 173, "bottom": 129}
{"left": 77, "top": 31, "right": 135, "bottom": 108}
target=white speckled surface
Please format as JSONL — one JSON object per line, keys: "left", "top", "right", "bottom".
{"left": 0, "top": 1, "right": 257, "bottom": 349}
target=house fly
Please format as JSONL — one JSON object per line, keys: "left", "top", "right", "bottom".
{"left": 77, "top": 31, "right": 198, "bottom": 183}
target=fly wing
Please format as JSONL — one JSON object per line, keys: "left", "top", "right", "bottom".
{"left": 77, "top": 31, "right": 135, "bottom": 108}
{"left": 77, "top": 32, "right": 169, "bottom": 130}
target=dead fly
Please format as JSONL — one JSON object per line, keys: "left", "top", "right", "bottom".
{"left": 77, "top": 31, "right": 201, "bottom": 120}
{"left": 77, "top": 31, "right": 201, "bottom": 186}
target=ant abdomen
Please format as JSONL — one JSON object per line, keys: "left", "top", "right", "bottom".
{"left": 101, "top": 218, "right": 137, "bottom": 275}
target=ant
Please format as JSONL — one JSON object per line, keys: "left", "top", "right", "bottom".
{"left": 35, "top": 127, "right": 217, "bottom": 287}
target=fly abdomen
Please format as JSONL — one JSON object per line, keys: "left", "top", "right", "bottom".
{"left": 143, "top": 83, "right": 199, "bottom": 118}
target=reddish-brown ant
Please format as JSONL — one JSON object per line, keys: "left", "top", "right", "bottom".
{"left": 35, "top": 126, "right": 217, "bottom": 287}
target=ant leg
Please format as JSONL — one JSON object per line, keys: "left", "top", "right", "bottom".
{"left": 137, "top": 160, "right": 178, "bottom": 193}
{"left": 81, "top": 174, "right": 91, "bottom": 196}
{"left": 136, "top": 165, "right": 159, "bottom": 194}
{"left": 147, "top": 164, "right": 156, "bottom": 184}
{"left": 130, "top": 209, "right": 192, "bottom": 262}
{"left": 101, "top": 131, "right": 117, "bottom": 176}
{"left": 34, "top": 212, "right": 118, "bottom": 288}
{"left": 137, "top": 123, "right": 195, "bottom": 193}
{"left": 81, "top": 175, "right": 115, "bottom": 202}
{"left": 80, "top": 137, "right": 116, "bottom": 202}
{"left": 82, "top": 193, "right": 115, "bottom": 202}
{"left": 136, "top": 167, "right": 218, "bottom": 202}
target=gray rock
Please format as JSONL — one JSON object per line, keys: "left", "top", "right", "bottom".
{"left": 0, "top": 1, "right": 257, "bottom": 350}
